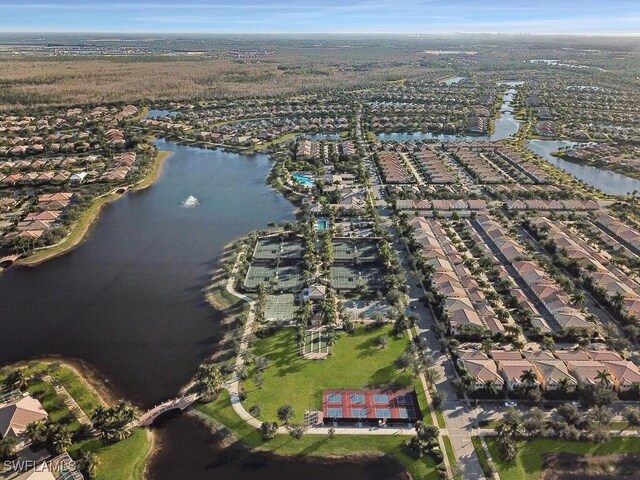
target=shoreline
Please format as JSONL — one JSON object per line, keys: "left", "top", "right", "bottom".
{"left": 3, "top": 356, "right": 120, "bottom": 407}
{"left": 16, "top": 150, "right": 173, "bottom": 268}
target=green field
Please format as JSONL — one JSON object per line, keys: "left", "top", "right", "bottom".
{"left": 242, "top": 325, "right": 417, "bottom": 424}
{"left": 74, "top": 429, "right": 151, "bottom": 480}
{"left": 486, "top": 437, "right": 640, "bottom": 480}
{"left": 197, "top": 390, "right": 439, "bottom": 480}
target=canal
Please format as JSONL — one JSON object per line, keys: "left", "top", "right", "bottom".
{"left": 527, "top": 139, "right": 640, "bottom": 195}
{"left": 377, "top": 81, "right": 523, "bottom": 143}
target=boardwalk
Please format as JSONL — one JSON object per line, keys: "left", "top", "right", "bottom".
{"left": 137, "top": 393, "right": 199, "bottom": 426}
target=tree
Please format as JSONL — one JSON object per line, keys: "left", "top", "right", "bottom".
{"left": 610, "top": 291, "right": 626, "bottom": 313}
{"left": 254, "top": 355, "right": 270, "bottom": 373}
{"left": 0, "top": 435, "right": 18, "bottom": 460}
{"left": 91, "top": 401, "right": 139, "bottom": 444}
{"left": 48, "top": 424, "right": 73, "bottom": 454}
{"left": 431, "top": 391, "right": 446, "bottom": 410}
{"left": 25, "top": 420, "right": 48, "bottom": 445}
{"left": 495, "top": 408, "right": 524, "bottom": 462}
{"left": 588, "top": 405, "right": 613, "bottom": 428}
{"left": 520, "top": 369, "right": 538, "bottom": 389}
{"left": 260, "top": 421, "right": 278, "bottom": 440}
{"left": 415, "top": 421, "right": 439, "bottom": 445}
{"left": 77, "top": 450, "right": 100, "bottom": 479}
{"left": 3, "top": 369, "right": 27, "bottom": 391}
{"left": 595, "top": 369, "right": 612, "bottom": 387}
{"left": 277, "top": 404, "right": 294, "bottom": 424}
{"left": 622, "top": 406, "right": 640, "bottom": 431}
{"left": 571, "top": 291, "right": 587, "bottom": 308}
{"left": 287, "top": 423, "right": 306, "bottom": 440}
{"left": 581, "top": 384, "right": 616, "bottom": 407}
{"left": 523, "top": 408, "right": 546, "bottom": 437}
{"left": 541, "top": 336, "right": 556, "bottom": 352}
{"left": 326, "top": 326, "right": 338, "bottom": 347}
{"left": 424, "top": 367, "right": 441, "bottom": 387}
{"left": 194, "top": 363, "right": 224, "bottom": 400}
{"left": 557, "top": 403, "right": 581, "bottom": 426}
{"left": 483, "top": 380, "right": 501, "bottom": 397}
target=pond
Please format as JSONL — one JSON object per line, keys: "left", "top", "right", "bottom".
{"left": 526, "top": 139, "right": 640, "bottom": 195}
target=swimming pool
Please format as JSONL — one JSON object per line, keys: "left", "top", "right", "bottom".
{"left": 292, "top": 172, "right": 314, "bottom": 187}
{"left": 316, "top": 219, "right": 329, "bottom": 230}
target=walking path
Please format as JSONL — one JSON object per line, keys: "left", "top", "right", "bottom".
{"left": 44, "top": 376, "right": 91, "bottom": 426}
{"left": 222, "top": 242, "right": 424, "bottom": 435}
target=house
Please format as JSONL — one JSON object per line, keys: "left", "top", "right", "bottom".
{"left": 69, "top": 172, "right": 88, "bottom": 186}
{"left": 499, "top": 360, "right": 541, "bottom": 391}
{"left": 13, "top": 453, "right": 83, "bottom": 480}
{"left": 457, "top": 351, "right": 505, "bottom": 391}
{"left": 566, "top": 361, "right": 615, "bottom": 389}
{"left": 601, "top": 360, "right": 640, "bottom": 392}
{"left": 554, "top": 350, "right": 591, "bottom": 362}
{"left": 531, "top": 359, "right": 578, "bottom": 391}
{"left": 300, "top": 284, "right": 327, "bottom": 302}
{"left": 0, "top": 394, "right": 48, "bottom": 438}
{"left": 490, "top": 350, "right": 523, "bottom": 362}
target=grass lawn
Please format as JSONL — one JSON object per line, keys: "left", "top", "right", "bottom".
{"left": 2, "top": 361, "right": 149, "bottom": 480}
{"left": 486, "top": 437, "right": 640, "bottom": 480}
{"left": 442, "top": 435, "right": 461, "bottom": 479}
{"left": 197, "top": 390, "right": 440, "bottom": 480}
{"left": 241, "top": 325, "right": 417, "bottom": 424}
{"left": 434, "top": 408, "right": 446, "bottom": 429}
{"left": 74, "top": 429, "right": 151, "bottom": 480}
{"left": 471, "top": 436, "right": 493, "bottom": 479}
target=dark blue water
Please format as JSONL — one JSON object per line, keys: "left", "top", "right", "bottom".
{"left": 0, "top": 140, "right": 294, "bottom": 404}
{"left": 527, "top": 139, "right": 640, "bottom": 195}
{"left": 0, "top": 141, "right": 408, "bottom": 480}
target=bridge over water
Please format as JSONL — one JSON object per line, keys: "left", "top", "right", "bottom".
{"left": 137, "top": 393, "right": 199, "bottom": 426}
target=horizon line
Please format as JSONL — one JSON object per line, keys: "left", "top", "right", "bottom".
{"left": 1, "top": 31, "right": 640, "bottom": 37}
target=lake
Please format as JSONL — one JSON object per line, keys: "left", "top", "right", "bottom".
{"left": 0, "top": 139, "right": 294, "bottom": 405}
{"left": 0, "top": 140, "right": 409, "bottom": 479}
{"left": 526, "top": 139, "right": 640, "bottom": 195}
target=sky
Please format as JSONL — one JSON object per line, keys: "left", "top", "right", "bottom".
{"left": 0, "top": 0, "right": 639, "bottom": 35}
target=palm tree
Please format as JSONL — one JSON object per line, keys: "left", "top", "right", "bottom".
{"left": 558, "top": 377, "right": 574, "bottom": 394}
{"left": 325, "top": 326, "right": 337, "bottom": 348}
{"left": 484, "top": 380, "right": 501, "bottom": 397}
{"left": 520, "top": 369, "right": 538, "bottom": 389}
{"left": 77, "top": 450, "right": 100, "bottom": 479}
{"left": 596, "top": 369, "right": 612, "bottom": 387}
{"left": 25, "top": 420, "right": 48, "bottom": 445}
{"left": 571, "top": 291, "right": 587, "bottom": 309}
{"left": 0, "top": 436, "right": 18, "bottom": 460}
{"left": 610, "top": 291, "right": 626, "bottom": 314}
{"left": 3, "top": 369, "right": 27, "bottom": 391}
{"left": 49, "top": 424, "right": 73, "bottom": 454}
{"left": 194, "top": 363, "right": 224, "bottom": 400}
{"left": 481, "top": 338, "right": 494, "bottom": 355}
